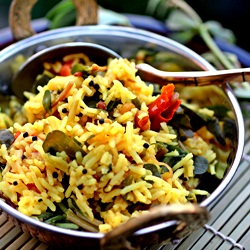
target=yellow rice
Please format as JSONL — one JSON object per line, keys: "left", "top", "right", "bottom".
{"left": 0, "top": 57, "right": 216, "bottom": 233}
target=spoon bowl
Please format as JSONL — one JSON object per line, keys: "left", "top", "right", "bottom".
{"left": 11, "top": 42, "right": 121, "bottom": 100}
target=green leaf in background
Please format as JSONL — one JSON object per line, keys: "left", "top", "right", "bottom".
{"left": 46, "top": 0, "right": 74, "bottom": 21}
{"left": 205, "top": 20, "right": 236, "bottom": 44}
{"left": 46, "top": 0, "right": 130, "bottom": 29}
{"left": 45, "top": 0, "right": 250, "bottom": 100}
{"left": 46, "top": 0, "right": 76, "bottom": 29}
{"left": 166, "top": 9, "right": 196, "bottom": 31}
{"left": 165, "top": 9, "right": 198, "bottom": 44}
{"left": 99, "top": 7, "right": 130, "bottom": 25}
{"left": 233, "top": 82, "right": 250, "bottom": 99}
{"left": 146, "top": 0, "right": 171, "bottom": 20}
{"left": 169, "top": 29, "right": 196, "bottom": 44}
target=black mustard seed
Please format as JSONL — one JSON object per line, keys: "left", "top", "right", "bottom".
{"left": 62, "top": 108, "right": 68, "bottom": 113}
{"left": 23, "top": 132, "right": 28, "bottom": 138}
{"left": 99, "top": 118, "right": 105, "bottom": 124}
{"left": 52, "top": 172, "right": 59, "bottom": 178}
{"left": 32, "top": 136, "right": 38, "bottom": 141}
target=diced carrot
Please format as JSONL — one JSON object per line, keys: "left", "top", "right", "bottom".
{"left": 14, "top": 131, "right": 21, "bottom": 139}
{"left": 60, "top": 63, "right": 72, "bottom": 76}
{"left": 135, "top": 110, "right": 150, "bottom": 131}
{"left": 51, "top": 81, "right": 74, "bottom": 108}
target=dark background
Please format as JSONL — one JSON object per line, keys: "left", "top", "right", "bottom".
{"left": 1, "top": 0, "right": 250, "bottom": 52}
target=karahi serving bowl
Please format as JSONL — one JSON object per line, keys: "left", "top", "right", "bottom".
{"left": 0, "top": 25, "right": 245, "bottom": 249}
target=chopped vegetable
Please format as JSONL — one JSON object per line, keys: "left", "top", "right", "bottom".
{"left": 148, "top": 84, "right": 182, "bottom": 131}
{"left": 42, "top": 89, "right": 52, "bottom": 113}
{"left": 71, "top": 63, "right": 91, "bottom": 75}
{"left": 180, "top": 104, "right": 226, "bottom": 146}
{"left": 135, "top": 110, "right": 150, "bottom": 131}
{"left": 60, "top": 62, "right": 72, "bottom": 76}
{"left": 0, "top": 129, "right": 14, "bottom": 148}
{"left": 143, "top": 163, "right": 161, "bottom": 178}
{"left": 66, "top": 209, "right": 99, "bottom": 232}
{"left": 51, "top": 81, "right": 74, "bottom": 108}
{"left": 42, "top": 130, "right": 85, "bottom": 158}
{"left": 193, "top": 156, "right": 209, "bottom": 175}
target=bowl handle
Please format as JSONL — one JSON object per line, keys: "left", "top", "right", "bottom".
{"left": 9, "top": 0, "right": 98, "bottom": 41}
{"left": 100, "top": 204, "right": 210, "bottom": 249}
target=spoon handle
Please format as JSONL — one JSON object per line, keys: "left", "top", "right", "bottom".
{"left": 101, "top": 204, "right": 209, "bottom": 249}
{"left": 136, "top": 63, "right": 250, "bottom": 86}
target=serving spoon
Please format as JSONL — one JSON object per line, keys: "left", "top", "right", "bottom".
{"left": 11, "top": 42, "right": 250, "bottom": 100}
{"left": 11, "top": 42, "right": 121, "bottom": 100}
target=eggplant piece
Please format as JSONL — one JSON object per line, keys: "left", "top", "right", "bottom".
{"left": 0, "top": 129, "right": 14, "bottom": 148}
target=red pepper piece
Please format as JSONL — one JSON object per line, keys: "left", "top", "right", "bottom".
{"left": 60, "top": 61, "right": 73, "bottom": 76}
{"left": 135, "top": 110, "right": 150, "bottom": 131}
{"left": 148, "top": 83, "right": 181, "bottom": 131}
{"left": 96, "top": 101, "right": 107, "bottom": 110}
{"left": 74, "top": 71, "right": 83, "bottom": 77}
{"left": 27, "top": 183, "right": 41, "bottom": 194}
{"left": 14, "top": 131, "right": 21, "bottom": 139}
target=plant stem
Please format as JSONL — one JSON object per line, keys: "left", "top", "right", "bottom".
{"left": 169, "top": 0, "right": 235, "bottom": 69}
{"left": 198, "top": 24, "right": 235, "bottom": 69}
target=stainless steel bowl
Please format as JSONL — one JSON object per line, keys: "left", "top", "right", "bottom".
{"left": 0, "top": 25, "right": 245, "bottom": 249}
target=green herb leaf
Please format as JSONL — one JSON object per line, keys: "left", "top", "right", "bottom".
{"left": 38, "top": 212, "right": 54, "bottom": 221}
{"left": 206, "top": 117, "right": 226, "bottom": 146}
{"left": 45, "top": 214, "right": 66, "bottom": 224}
{"left": 131, "top": 97, "right": 141, "bottom": 109}
{"left": 160, "top": 165, "right": 169, "bottom": 174}
{"left": 42, "top": 130, "right": 85, "bottom": 158}
{"left": 162, "top": 144, "right": 187, "bottom": 167}
{"left": 207, "top": 105, "right": 230, "bottom": 120}
{"left": 193, "top": 156, "right": 209, "bottom": 175}
{"left": 143, "top": 163, "right": 161, "bottom": 178}
{"left": 180, "top": 104, "right": 206, "bottom": 131}
{"left": 163, "top": 155, "right": 183, "bottom": 167}
{"left": 42, "top": 89, "right": 52, "bottom": 113}
{"left": 223, "top": 118, "right": 237, "bottom": 144}
{"left": 107, "top": 99, "right": 121, "bottom": 111}
{"left": 71, "top": 63, "right": 91, "bottom": 75}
